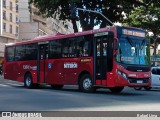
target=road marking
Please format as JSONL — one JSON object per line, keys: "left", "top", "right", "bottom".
{"left": 5, "top": 83, "right": 23, "bottom": 86}
{"left": 0, "top": 84, "right": 8, "bottom": 87}
{"left": 0, "top": 83, "right": 23, "bottom": 87}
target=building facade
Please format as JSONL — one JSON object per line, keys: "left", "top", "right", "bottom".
{"left": 18, "top": 0, "right": 54, "bottom": 41}
{"left": 18, "top": 0, "right": 74, "bottom": 41}
{"left": 0, "top": 0, "right": 19, "bottom": 62}
{"left": 0, "top": 0, "right": 75, "bottom": 62}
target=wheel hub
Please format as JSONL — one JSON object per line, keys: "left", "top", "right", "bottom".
{"left": 83, "top": 78, "right": 92, "bottom": 90}
{"left": 26, "top": 77, "right": 31, "bottom": 87}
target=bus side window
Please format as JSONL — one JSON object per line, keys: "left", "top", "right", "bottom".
{"left": 15, "top": 45, "right": 26, "bottom": 61}
{"left": 78, "top": 40, "right": 84, "bottom": 57}
{"left": 49, "top": 40, "right": 62, "bottom": 59}
{"left": 77, "top": 36, "right": 90, "bottom": 57}
{"left": 68, "top": 38, "right": 77, "bottom": 57}
{"left": 62, "top": 39, "right": 69, "bottom": 57}
{"left": 6, "top": 46, "right": 15, "bottom": 62}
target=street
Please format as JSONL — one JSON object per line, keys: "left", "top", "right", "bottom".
{"left": 0, "top": 75, "right": 160, "bottom": 113}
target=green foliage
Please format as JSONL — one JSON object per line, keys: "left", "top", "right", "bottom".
{"left": 124, "top": 1, "right": 160, "bottom": 44}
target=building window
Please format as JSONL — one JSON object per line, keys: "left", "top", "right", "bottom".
{"left": 10, "top": 13, "right": 12, "bottom": 22}
{"left": 3, "top": 23, "right": 6, "bottom": 32}
{"left": 3, "top": 11, "right": 6, "bottom": 20}
{"left": 16, "top": 16, "right": 19, "bottom": 23}
{"left": 3, "top": 0, "right": 6, "bottom": 7}
{"left": 10, "top": 25, "right": 12, "bottom": 33}
{"left": 16, "top": 4, "right": 19, "bottom": 13}
{"left": 16, "top": 26, "right": 19, "bottom": 34}
{"left": 10, "top": 2, "right": 12, "bottom": 10}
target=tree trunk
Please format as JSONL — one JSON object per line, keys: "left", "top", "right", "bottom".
{"left": 71, "top": 19, "right": 78, "bottom": 33}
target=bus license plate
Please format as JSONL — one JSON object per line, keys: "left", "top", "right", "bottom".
{"left": 137, "top": 80, "right": 143, "bottom": 83}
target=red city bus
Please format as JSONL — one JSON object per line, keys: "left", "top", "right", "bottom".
{"left": 4, "top": 26, "right": 151, "bottom": 93}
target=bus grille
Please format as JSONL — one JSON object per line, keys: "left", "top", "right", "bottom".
{"left": 128, "top": 78, "right": 149, "bottom": 84}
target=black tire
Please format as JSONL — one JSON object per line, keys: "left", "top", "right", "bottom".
{"left": 134, "top": 87, "right": 142, "bottom": 90}
{"left": 144, "top": 86, "right": 152, "bottom": 91}
{"left": 79, "top": 74, "right": 95, "bottom": 93}
{"left": 109, "top": 87, "right": 124, "bottom": 93}
{"left": 24, "top": 74, "right": 34, "bottom": 88}
{"left": 51, "top": 85, "right": 64, "bottom": 89}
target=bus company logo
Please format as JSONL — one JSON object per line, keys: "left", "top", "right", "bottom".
{"left": 23, "top": 65, "right": 30, "bottom": 70}
{"left": 64, "top": 62, "right": 78, "bottom": 68}
{"left": 23, "top": 65, "right": 37, "bottom": 70}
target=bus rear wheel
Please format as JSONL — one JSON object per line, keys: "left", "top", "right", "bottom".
{"left": 79, "top": 74, "right": 95, "bottom": 93}
{"left": 109, "top": 87, "right": 124, "bottom": 93}
{"left": 51, "top": 85, "right": 64, "bottom": 89}
{"left": 24, "top": 74, "right": 34, "bottom": 88}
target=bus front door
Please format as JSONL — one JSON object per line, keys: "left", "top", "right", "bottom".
{"left": 38, "top": 43, "right": 49, "bottom": 83}
{"left": 94, "top": 36, "right": 107, "bottom": 85}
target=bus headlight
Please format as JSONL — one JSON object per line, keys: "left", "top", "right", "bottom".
{"left": 117, "top": 69, "right": 127, "bottom": 79}
{"left": 122, "top": 73, "right": 127, "bottom": 79}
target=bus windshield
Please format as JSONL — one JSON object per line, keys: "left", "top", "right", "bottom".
{"left": 116, "top": 36, "right": 150, "bottom": 65}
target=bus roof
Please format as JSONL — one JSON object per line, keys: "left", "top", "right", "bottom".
{"left": 6, "top": 27, "right": 113, "bottom": 47}
{"left": 5, "top": 26, "right": 145, "bottom": 47}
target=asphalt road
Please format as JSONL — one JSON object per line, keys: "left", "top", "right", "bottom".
{"left": 0, "top": 75, "right": 160, "bottom": 113}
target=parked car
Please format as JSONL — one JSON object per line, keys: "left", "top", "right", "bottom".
{"left": 134, "top": 67, "right": 160, "bottom": 90}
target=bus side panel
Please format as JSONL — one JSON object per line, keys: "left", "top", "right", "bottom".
{"left": 76, "top": 57, "right": 94, "bottom": 84}
{"left": 106, "top": 61, "right": 117, "bottom": 87}
{"left": 62, "top": 57, "right": 93, "bottom": 85}
{"left": 4, "top": 62, "right": 19, "bottom": 81}
{"left": 63, "top": 58, "right": 79, "bottom": 85}
{"left": 16, "top": 61, "right": 37, "bottom": 83}
{"left": 45, "top": 59, "right": 65, "bottom": 85}
{"left": 45, "top": 57, "right": 93, "bottom": 85}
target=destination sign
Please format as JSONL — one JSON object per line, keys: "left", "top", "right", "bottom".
{"left": 122, "top": 29, "right": 145, "bottom": 37}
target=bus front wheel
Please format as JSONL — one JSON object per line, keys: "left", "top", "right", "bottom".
{"left": 24, "top": 74, "right": 34, "bottom": 88}
{"left": 134, "top": 87, "right": 142, "bottom": 90}
{"left": 79, "top": 74, "right": 95, "bottom": 93}
{"left": 109, "top": 87, "right": 124, "bottom": 93}
{"left": 144, "top": 86, "right": 152, "bottom": 91}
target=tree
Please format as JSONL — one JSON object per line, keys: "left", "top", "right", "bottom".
{"left": 29, "top": 0, "right": 145, "bottom": 32}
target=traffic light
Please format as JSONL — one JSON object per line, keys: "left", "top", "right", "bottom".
{"left": 70, "top": 3, "right": 77, "bottom": 19}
